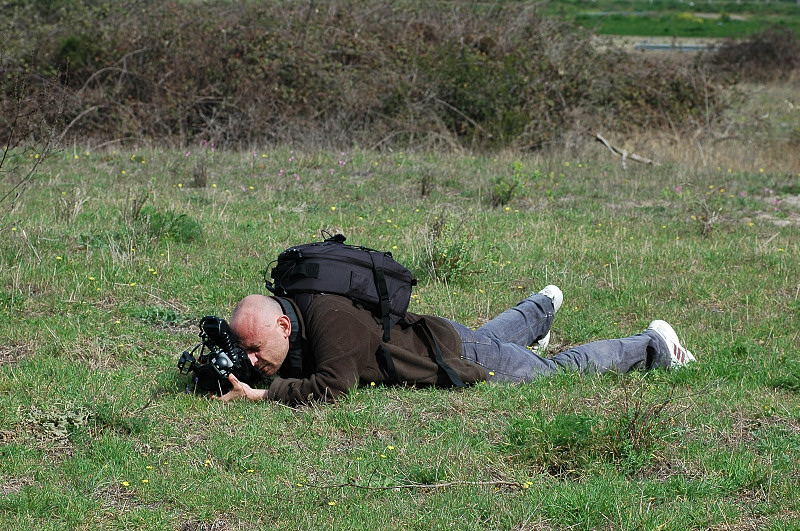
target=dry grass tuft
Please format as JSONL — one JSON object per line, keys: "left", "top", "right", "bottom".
{"left": 0, "top": 475, "right": 34, "bottom": 496}
{"left": 0, "top": 342, "right": 33, "bottom": 365}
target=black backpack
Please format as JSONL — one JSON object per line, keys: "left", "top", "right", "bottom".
{"left": 264, "top": 233, "right": 465, "bottom": 387}
{"left": 265, "top": 233, "right": 415, "bottom": 342}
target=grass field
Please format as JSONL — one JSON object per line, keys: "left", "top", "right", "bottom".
{"left": 1, "top": 79, "right": 799, "bottom": 529}
{"left": 545, "top": 0, "right": 800, "bottom": 37}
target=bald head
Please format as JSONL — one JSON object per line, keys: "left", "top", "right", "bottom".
{"left": 231, "top": 295, "right": 283, "bottom": 326}
{"left": 229, "top": 295, "right": 291, "bottom": 376}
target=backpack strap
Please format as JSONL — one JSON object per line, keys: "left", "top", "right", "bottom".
{"left": 273, "top": 296, "right": 305, "bottom": 379}
{"left": 369, "top": 252, "right": 393, "bottom": 342}
{"left": 414, "top": 320, "right": 466, "bottom": 388}
{"left": 378, "top": 345, "right": 399, "bottom": 384}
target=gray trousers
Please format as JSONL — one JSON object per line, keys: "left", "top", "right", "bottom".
{"left": 448, "top": 294, "right": 670, "bottom": 382}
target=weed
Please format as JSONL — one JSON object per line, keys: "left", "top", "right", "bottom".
{"left": 76, "top": 231, "right": 112, "bottom": 250}
{"left": 692, "top": 192, "right": 723, "bottom": 236}
{"left": 137, "top": 205, "right": 202, "bottom": 243}
{"left": 127, "top": 188, "right": 151, "bottom": 225}
{"left": 419, "top": 214, "right": 476, "bottom": 284}
{"left": 605, "top": 376, "right": 690, "bottom": 474}
{"left": 490, "top": 161, "right": 537, "bottom": 207}
{"left": 192, "top": 158, "right": 208, "bottom": 189}
{"left": 129, "top": 305, "right": 184, "bottom": 325}
{"left": 505, "top": 412, "right": 597, "bottom": 477}
{"left": 56, "top": 187, "right": 90, "bottom": 223}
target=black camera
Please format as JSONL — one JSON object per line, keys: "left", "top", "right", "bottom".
{"left": 177, "top": 316, "right": 261, "bottom": 395}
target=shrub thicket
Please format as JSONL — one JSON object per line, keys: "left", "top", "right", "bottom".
{"left": 711, "top": 25, "right": 800, "bottom": 82}
{"left": 2, "top": 0, "right": 730, "bottom": 150}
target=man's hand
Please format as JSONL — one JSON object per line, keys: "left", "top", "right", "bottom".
{"left": 218, "top": 374, "right": 268, "bottom": 402}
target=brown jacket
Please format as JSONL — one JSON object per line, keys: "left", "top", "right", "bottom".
{"left": 266, "top": 294, "right": 487, "bottom": 404}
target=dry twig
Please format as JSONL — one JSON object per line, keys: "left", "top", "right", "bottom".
{"left": 595, "top": 133, "right": 659, "bottom": 169}
{"left": 307, "top": 479, "right": 523, "bottom": 491}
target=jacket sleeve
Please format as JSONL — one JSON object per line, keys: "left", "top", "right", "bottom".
{"left": 266, "top": 302, "right": 379, "bottom": 405}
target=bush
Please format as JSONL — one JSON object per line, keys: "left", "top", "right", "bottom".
{"left": 711, "top": 25, "right": 800, "bottom": 82}
{"left": 2, "top": 0, "right": 731, "bottom": 150}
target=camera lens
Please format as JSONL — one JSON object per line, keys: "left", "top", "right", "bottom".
{"left": 215, "top": 352, "right": 233, "bottom": 369}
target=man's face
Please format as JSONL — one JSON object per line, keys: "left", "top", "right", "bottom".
{"left": 231, "top": 313, "right": 289, "bottom": 377}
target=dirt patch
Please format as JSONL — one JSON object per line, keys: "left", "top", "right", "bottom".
{"left": 753, "top": 212, "right": 798, "bottom": 227}
{"left": 96, "top": 483, "right": 161, "bottom": 512}
{"left": 599, "top": 35, "right": 728, "bottom": 57}
{"left": 0, "top": 342, "right": 34, "bottom": 365}
{"left": 752, "top": 194, "right": 800, "bottom": 227}
{"left": 712, "top": 513, "right": 800, "bottom": 531}
{"left": 693, "top": 13, "right": 748, "bottom": 22}
{"left": 180, "top": 520, "right": 233, "bottom": 531}
{"left": 0, "top": 475, "right": 34, "bottom": 496}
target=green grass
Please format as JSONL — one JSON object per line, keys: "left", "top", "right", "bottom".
{"left": 576, "top": 12, "right": 795, "bottom": 38}
{"left": 544, "top": 0, "right": 800, "bottom": 37}
{"left": 1, "top": 110, "right": 800, "bottom": 528}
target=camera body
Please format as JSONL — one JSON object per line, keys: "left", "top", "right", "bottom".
{"left": 177, "top": 316, "right": 261, "bottom": 395}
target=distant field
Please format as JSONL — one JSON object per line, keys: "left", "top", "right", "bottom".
{"left": 544, "top": 0, "right": 800, "bottom": 37}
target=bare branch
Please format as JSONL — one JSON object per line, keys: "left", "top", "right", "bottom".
{"left": 305, "top": 479, "right": 524, "bottom": 491}
{"left": 594, "top": 133, "right": 659, "bottom": 168}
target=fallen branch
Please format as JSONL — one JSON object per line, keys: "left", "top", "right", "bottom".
{"left": 595, "top": 133, "right": 658, "bottom": 169}
{"left": 306, "top": 479, "right": 524, "bottom": 491}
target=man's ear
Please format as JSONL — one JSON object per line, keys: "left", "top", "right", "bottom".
{"left": 276, "top": 314, "right": 292, "bottom": 339}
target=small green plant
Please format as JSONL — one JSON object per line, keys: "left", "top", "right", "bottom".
{"left": 26, "top": 402, "right": 92, "bottom": 439}
{"left": 490, "top": 160, "right": 538, "bottom": 207}
{"left": 137, "top": 205, "right": 203, "bottom": 243}
{"left": 419, "top": 215, "right": 476, "bottom": 283}
{"left": 130, "top": 304, "right": 183, "bottom": 325}
{"left": 505, "top": 412, "right": 597, "bottom": 477}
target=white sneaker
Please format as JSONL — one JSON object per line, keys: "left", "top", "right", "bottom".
{"left": 531, "top": 285, "right": 562, "bottom": 353}
{"left": 537, "top": 285, "right": 563, "bottom": 313}
{"left": 647, "top": 320, "right": 696, "bottom": 367}
{"left": 532, "top": 331, "right": 551, "bottom": 353}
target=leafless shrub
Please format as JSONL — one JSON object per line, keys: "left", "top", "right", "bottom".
{"left": 711, "top": 26, "right": 800, "bottom": 82}
{"left": 4, "top": 0, "right": 731, "bottom": 151}
{"left": 0, "top": 49, "right": 64, "bottom": 222}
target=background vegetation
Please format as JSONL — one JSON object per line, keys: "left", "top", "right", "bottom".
{"left": 4, "top": 0, "right": 798, "bottom": 152}
{"left": 1, "top": 0, "right": 799, "bottom": 529}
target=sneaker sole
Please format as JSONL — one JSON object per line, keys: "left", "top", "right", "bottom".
{"left": 648, "top": 320, "right": 696, "bottom": 366}
{"left": 532, "top": 331, "right": 550, "bottom": 354}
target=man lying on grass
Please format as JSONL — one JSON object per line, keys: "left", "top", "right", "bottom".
{"left": 218, "top": 286, "right": 695, "bottom": 404}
